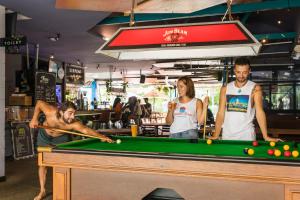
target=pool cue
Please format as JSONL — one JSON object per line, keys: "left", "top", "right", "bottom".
{"left": 37, "top": 125, "right": 103, "bottom": 140}
{"left": 202, "top": 92, "right": 208, "bottom": 140}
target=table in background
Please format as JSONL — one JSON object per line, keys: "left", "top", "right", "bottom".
{"left": 256, "top": 128, "right": 300, "bottom": 138}
{"left": 97, "top": 128, "right": 131, "bottom": 136}
{"left": 141, "top": 123, "right": 169, "bottom": 136}
{"left": 75, "top": 112, "right": 102, "bottom": 117}
{"left": 38, "top": 137, "right": 300, "bottom": 200}
{"left": 75, "top": 112, "right": 102, "bottom": 129}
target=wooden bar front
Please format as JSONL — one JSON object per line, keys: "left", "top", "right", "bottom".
{"left": 38, "top": 149, "right": 300, "bottom": 200}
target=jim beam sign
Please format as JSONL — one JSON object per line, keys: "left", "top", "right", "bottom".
{"left": 162, "top": 28, "right": 188, "bottom": 47}
{"left": 66, "top": 65, "right": 84, "bottom": 85}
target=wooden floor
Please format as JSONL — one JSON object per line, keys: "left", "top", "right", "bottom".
{"left": 0, "top": 157, "right": 52, "bottom": 200}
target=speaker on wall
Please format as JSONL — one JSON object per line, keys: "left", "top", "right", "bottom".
{"left": 140, "top": 75, "right": 146, "bottom": 83}
{"left": 6, "top": 12, "right": 17, "bottom": 37}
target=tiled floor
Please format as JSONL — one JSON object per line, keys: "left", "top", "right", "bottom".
{"left": 0, "top": 157, "right": 52, "bottom": 200}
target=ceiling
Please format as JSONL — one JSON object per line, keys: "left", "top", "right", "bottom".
{"left": 0, "top": 0, "right": 115, "bottom": 64}
{"left": 0, "top": 0, "right": 299, "bottom": 83}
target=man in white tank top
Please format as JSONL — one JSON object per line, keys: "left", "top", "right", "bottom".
{"left": 210, "top": 58, "right": 281, "bottom": 142}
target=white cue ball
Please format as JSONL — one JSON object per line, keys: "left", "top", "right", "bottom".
{"left": 116, "top": 139, "right": 121, "bottom": 144}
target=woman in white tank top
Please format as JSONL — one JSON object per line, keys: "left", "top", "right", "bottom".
{"left": 166, "top": 76, "right": 208, "bottom": 139}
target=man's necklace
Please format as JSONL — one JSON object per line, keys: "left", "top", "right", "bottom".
{"left": 235, "top": 81, "right": 247, "bottom": 93}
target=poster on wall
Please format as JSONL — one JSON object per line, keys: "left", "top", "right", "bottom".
{"left": 35, "top": 72, "right": 56, "bottom": 104}
{"left": 11, "top": 122, "right": 34, "bottom": 160}
{"left": 65, "top": 65, "right": 84, "bottom": 85}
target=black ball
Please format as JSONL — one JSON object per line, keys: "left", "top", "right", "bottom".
{"left": 243, "top": 148, "right": 249, "bottom": 154}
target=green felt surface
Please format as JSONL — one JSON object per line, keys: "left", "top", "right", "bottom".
{"left": 56, "top": 136, "right": 300, "bottom": 161}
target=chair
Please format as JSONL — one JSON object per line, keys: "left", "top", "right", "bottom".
{"left": 93, "top": 110, "right": 110, "bottom": 130}
{"left": 141, "top": 124, "right": 156, "bottom": 136}
{"left": 159, "top": 125, "right": 170, "bottom": 137}
{"left": 110, "top": 112, "right": 122, "bottom": 123}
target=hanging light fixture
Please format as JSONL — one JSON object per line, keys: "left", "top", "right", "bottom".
{"left": 96, "top": 21, "right": 261, "bottom": 60}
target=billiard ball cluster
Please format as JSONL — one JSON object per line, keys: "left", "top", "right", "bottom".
{"left": 243, "top": 141, "right": 299, "bottom": 158}
{"left": 266, "top": 142, "right": 299, "bottom": 158}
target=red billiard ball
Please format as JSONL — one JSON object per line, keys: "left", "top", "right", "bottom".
{"left": 252, "top": 141, "right": 259, "bottom": 147}
{"left": 284, "top": 151, "right": 292, "bottom": 157}
{"left": 268, "top": 149, "right": 274, "bottom": 156}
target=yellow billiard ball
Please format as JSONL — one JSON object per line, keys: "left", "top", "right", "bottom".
{"left": 283, "top": 145, "right": 290, "bottom": 151}
{"left": 270, "top": 142, "right": 276, "bottom": 147}
{"left": 274, "top": 149, "right": 281, "bottom": 157}
{"left": 292, "top": 150, "right": 299, "bottom": 158}
{"left": 206, "top": 139, "right": 212, "bottom": 145}
{"left": 247, "top": 148, "right": 254, "bottom": 156}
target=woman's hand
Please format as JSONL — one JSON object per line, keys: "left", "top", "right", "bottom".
{"left": 168, "top": 101, "right": 177, "bottom": 112}
{"left": 203, "top": 96, "right": 209, "bottom": 107}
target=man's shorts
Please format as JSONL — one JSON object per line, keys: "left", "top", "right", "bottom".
{"left": 37, "top": 128, "right": 70, "bottom": 147}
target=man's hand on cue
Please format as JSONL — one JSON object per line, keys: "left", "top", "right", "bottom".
{"left": 100, "top": 136, "right": 113, "bottom": 143}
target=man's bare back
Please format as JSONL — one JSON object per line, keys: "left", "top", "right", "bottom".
{"left": 30, "top": 100, "right": 112, "bottom": 200}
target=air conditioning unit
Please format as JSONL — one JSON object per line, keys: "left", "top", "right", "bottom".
{"left": 292, "top": 45, "right": 300, "bottom": 60}
{"left": 294, "top": 44, "right": 300, "bottom": 52}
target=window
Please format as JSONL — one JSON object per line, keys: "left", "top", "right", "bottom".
{"left": 278, "top": 70, "right": 300, "bottom": 81}
{"left": 297, "top": 84, "right": 300, "bottom": 110}
{"left": 251, "top": 71, "right": 272, "bottom": 81}
{"left": 271, "top": 84, "right": 294, "bottom": 110}
{"left": 261, "top": 85, "right": 271, "bottom": 110}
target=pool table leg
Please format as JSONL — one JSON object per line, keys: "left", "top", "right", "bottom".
{"left": 53, "top": 167, "right": 70, "bottom": 200}
{"left": 285, "top": 184, "right": 300, "bottom": 200}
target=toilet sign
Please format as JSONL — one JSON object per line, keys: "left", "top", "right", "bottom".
{"left": 0, "top": 36, "right": 27, "bottom": 47}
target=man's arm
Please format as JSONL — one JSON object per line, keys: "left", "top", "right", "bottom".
{"left": 29, "top": 100, "right": 56, "bottom": 128}
{"left": 71, "top": 122, "right": 113, "bottom": 143}
{"left": 210, "top": 86, "right": 227, "bottom": 139}
{"left": 253, "top": 85, "right": 280, "bottom": 142}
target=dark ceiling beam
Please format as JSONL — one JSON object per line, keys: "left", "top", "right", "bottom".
{"left": 255, "top": 32, "right": 296, "bottom": 40}
{"left": 98, "top": 0, "right": 300, "bottom": 25}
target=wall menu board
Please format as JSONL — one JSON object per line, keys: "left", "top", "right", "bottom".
{"left": 11, "top": 122, "right": 34, "bottom": 160}
{"left": 35, "top": 72, "right": 56, "bottom": 104}
{"left": 66, "top": 65, "right": 84, "bottom": 85}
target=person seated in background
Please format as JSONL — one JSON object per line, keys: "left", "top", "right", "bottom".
{"left": 122, "top": 96, "right": 142, "bottom": 126}
{"left": 143, "top": 98, "right": 152, "bottom": 118}
{"left": 166, "top": 76, "right": 208, "bottom": 139}
{"left": 112, "top": 97, "right": 123, "bottom": 121}
{"left": 91, "top": 97, "right": 98, "bottom": 110}
{"left": 113, "top": 97, "right": 123, "bottom": 113}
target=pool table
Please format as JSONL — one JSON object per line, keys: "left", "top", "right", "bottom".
{"left": 38, "top": 137, "right": 300, "bottom": 200}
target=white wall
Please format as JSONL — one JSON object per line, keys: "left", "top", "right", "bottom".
{"left": 0, "top": 5, "right": 5, "bottom": 179}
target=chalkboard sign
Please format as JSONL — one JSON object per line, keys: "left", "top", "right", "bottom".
{"left": 66, "top": 65, "right": 84, "bottom": 85}
{"left": 11, "top": 122, "right": 34, "bottom": 160}
{"left": 35, "top": 72, "right": 56, "bottom": 104}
